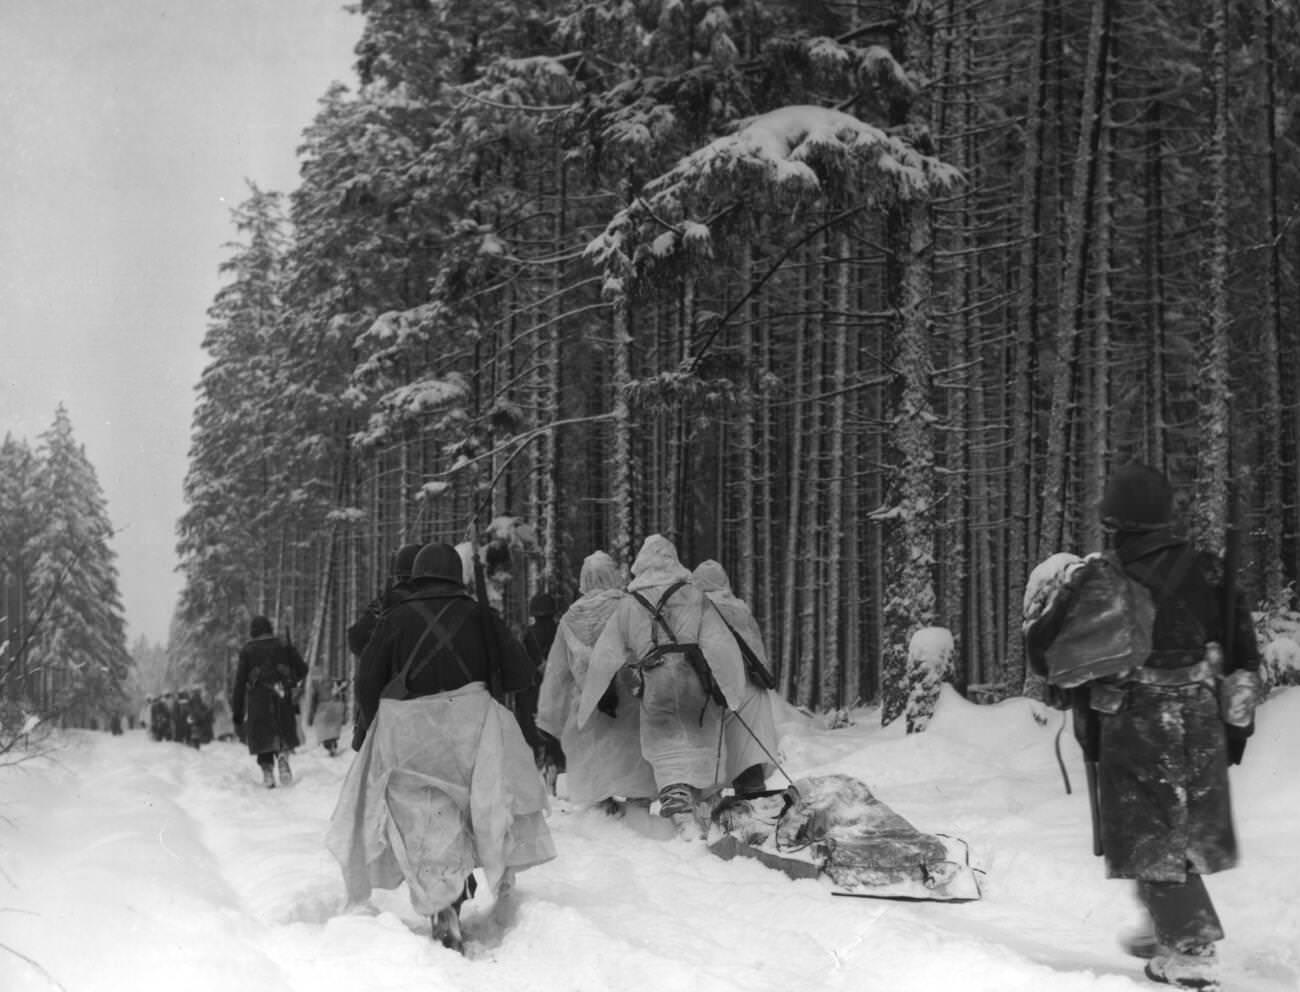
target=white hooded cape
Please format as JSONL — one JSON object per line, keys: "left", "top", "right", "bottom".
{"left": 536, "top": 551, "right": 656, "bottom": 804}
{"left": 577, "top": 537, "right": 746, "bottom": 790}
{"left": 693, "top": 559, "right": 782, "bottom": 783}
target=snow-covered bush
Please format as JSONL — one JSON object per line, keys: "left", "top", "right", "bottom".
{"left": 1255, "top": 594, "right": 1300, "bottom": 688}
{"left": 823, "top": 707, "right": 855, "bottom": 730}
{"left": 1262, "top": 635, "right": 1300, "bottom": 688}
{"left": 905, "top": 626, "right": 954, "bottom": 733}
{"left": 0, "top": 700, "right": 52, "bottom": 765}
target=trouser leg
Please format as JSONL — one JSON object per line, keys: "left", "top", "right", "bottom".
{"left": 256, "top": 752, "right": 276, "bottom": 788}
{"left": 432, "top": 876, "right": 476, "bottom": 952}
{"left": 1136, "top": 874, "right": 1224, "bottom": 952}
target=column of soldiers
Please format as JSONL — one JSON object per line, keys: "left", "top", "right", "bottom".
{"left": 145, "top": 688, "right": 215, "bottom": 748}
{"left": 329, "top": 534, "right": 782, "bottom": 953}
{"left": 333, "top": 462, "right": 1262, "bottom": 990}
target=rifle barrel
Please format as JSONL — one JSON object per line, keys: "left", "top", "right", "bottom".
{"left": 1085, "top": 760, "right": 1103, "bottom": 857}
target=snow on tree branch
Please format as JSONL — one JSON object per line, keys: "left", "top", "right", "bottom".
{"left": 453, "top": 55, "right": 579, "bottom": 115}
{"left": 587, "top": 104, "right": 960, "bottom": 298}
{"left": 352, "top": 373, "right": 471, "bottom": 448}
{"left": 324, "top": 507, "right": 368, "bottom": 526}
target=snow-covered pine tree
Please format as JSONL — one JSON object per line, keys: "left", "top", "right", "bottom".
{"left": 588, "top": 101, "right": 958, "bottom": 714}
{"left": 285, "top": 82, "right": 434, "bottom": 667}
{"left": 177, "top": 184, "right": 290, "bottom": 684}
{"left": 0, "top": 435, "right": 41, "bottom": 717}
{"left": 26, "top": 406, "right": 132, "bottom": 726}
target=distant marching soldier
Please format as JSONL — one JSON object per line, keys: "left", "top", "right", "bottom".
{"left": 231, "top": 616, "right": 309, "bottom": 788}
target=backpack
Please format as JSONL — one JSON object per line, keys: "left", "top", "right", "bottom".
{"left": 1043, "top": 551, "right": 1155, "bottom": 688}
{"left": 628, "top": 581, "right": 728, "bottom": 713}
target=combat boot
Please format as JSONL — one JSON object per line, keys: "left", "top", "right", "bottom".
{"left": 655, "top": 782, "right": 696, "bottom": 817}
{"left": 430, "top": 907, "right": 464, "bottom": 954}
{"left": 1120, "top": 917, "right": 1158, "bottom": 959}
{"left": 1145, "top": 943, "right": 1220, "bottom": 990}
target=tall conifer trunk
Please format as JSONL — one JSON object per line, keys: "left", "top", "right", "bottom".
{"left": 883, "top": 0, "right": 942, "bottom": 731}
{"left": 780, "top": 257, "right": 811, "bottom": 701}
{"left": 821, "top": 231, "right": 850, "bottom": 707}
{"left": 1260, "top": 0, "right": 1286, "bottom": 603}
{"left": 897, "top": 198, "right": 940, "bottom": 732}
{"left": 1192, "top": 0, "right": 1232, "bottom": 553}
{"left": 610, "top": 306, "right": 633, "bottom": 565}
{"left": 736, "top": 248, "right": 756, "bottom": 602}
{"left": 1007, "top": 0, "right": 1050, "bottom": 689}
{"left": 1038, "top": 0, "right": 1110, "bottom": 560}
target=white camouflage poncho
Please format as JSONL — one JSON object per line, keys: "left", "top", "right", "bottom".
{"left": 692, "top": 559, "right": 781, "bottom": 785}
{"left": 536, "top": 551, "right": 656, "bottom": 804}
{"left": 579, "top": 536, "right": 746, "bottom": 791}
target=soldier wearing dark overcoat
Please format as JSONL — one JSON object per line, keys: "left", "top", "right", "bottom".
{"left": 338, "top": 542, "right": 550, "bottom": 952}
{"left": 231, "top": 616, "right": 309, "bottom": 788}
{"left": 150, "top": 696, "right": 174, "bottom": 743}
{"left": 148, "top": 695, "right": 171, "bottom": 741}
{"left": 170, "top": 691, "right": 188, "bottom": 743}
{"left": 1026, "top": 461, "right": 1262, "bottom": 991}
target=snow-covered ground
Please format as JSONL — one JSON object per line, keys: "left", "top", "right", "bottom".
{"left": 2, "top": 686, "right": 1296, "bottom": 992}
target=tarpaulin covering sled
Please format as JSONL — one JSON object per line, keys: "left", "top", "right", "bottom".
{"left": 706, "top": 774, "right": 983, "bottom": 902}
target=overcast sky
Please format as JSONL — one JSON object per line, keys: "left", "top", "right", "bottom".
{"left": 0, "top": 1, "right": 361, "bottom": 645}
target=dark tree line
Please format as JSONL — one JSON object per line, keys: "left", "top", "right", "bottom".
{"left": 175, "top": 0, "right": 1300, "bottom": 730}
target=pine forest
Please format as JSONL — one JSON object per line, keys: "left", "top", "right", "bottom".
{"left": 0, "top": 408, "right": 135, "bottom": 739}
{"left": 158, "top": 0, "right": 1300, "bottom": 731}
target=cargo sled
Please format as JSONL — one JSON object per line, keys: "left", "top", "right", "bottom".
{"left": 706, "top": 774, "right": 983, "bottom": 902}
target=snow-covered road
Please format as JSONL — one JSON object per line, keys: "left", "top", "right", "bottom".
{"left": 2, "top": 688, "right": 1297, "bottom": 992}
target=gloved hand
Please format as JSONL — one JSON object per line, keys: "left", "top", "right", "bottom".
{"left": 1044, "top": 684, "right": 1072, "bottom": 711}
{"left": 1220, "top": 669, "right": 1263, "bottom": 727}
{"left": 597, "top": 684, "right": 619, "bottom": 719}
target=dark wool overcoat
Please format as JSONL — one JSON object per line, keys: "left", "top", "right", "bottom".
{"left": 150, "top": 699, "right": 172, "bottom": 741}
{"left": 231, "top": 635, "right": 308, "bottom": 756}
{"left": 1035, "top": 529, "right": 1261, "bottom": 882}
{"left": 354, "top": 577, "right": 534, "bottom": 747}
